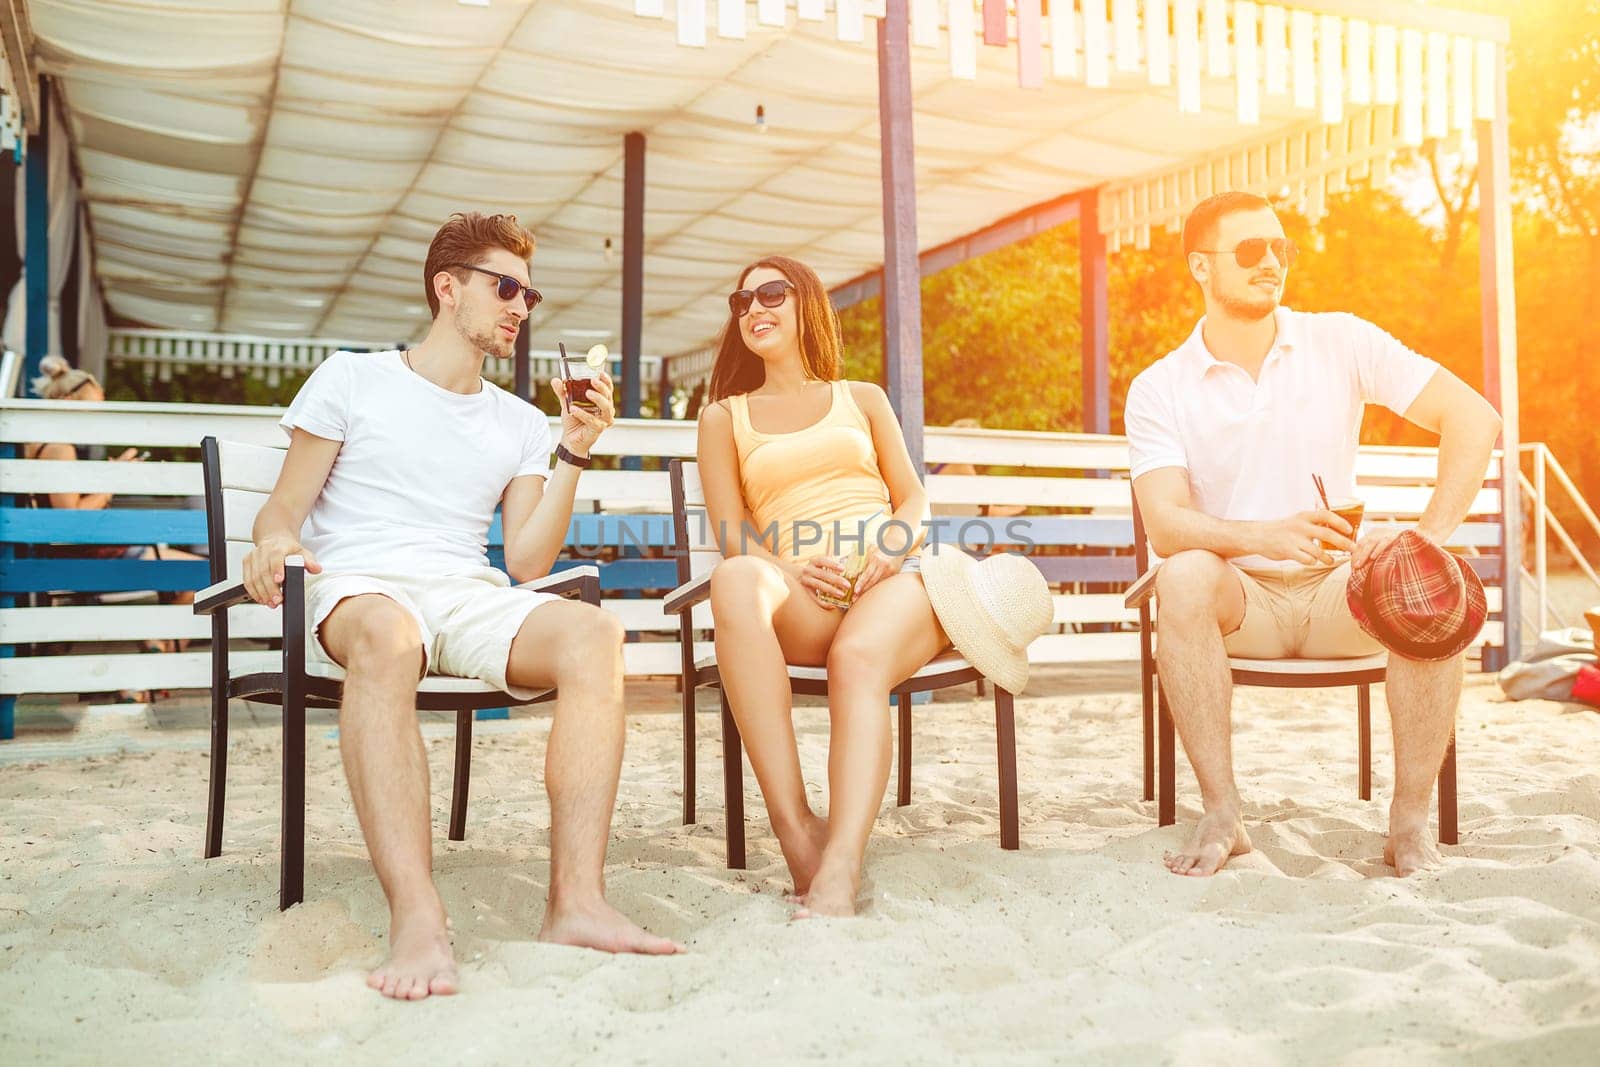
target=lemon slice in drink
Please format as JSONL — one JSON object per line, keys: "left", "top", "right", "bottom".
{"left": 585, "top": 344, "right": 608, "bottom": 368}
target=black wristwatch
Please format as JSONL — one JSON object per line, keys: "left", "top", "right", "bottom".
{"left": 554, "top": 443, "right": 592, "bottom": 469}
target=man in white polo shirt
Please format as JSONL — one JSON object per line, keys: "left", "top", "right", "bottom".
{"left": 1126, "top": 191, "right": 1503, "bottom": 878}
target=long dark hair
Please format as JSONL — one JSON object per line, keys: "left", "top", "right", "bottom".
{"left": 706, "top": 255, "right": 843, "bottom": 403}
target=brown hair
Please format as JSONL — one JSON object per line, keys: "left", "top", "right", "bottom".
{"left": 707, "top": 255, "right": 842, "bottom": 402}
{"left": 31, "top": 354, "right": 99, "bottom": 400}
{"left": 1180, "top": 191, "right": 1274, "bottom": 258}
{"left": 422, "top": 212, "right": 536, "bottom": 317}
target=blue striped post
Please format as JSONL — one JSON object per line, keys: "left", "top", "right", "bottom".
{"left": 1, "top": 442, "right": 14, "bottom": 738}
{"left": 23, "top": 81, "right": 49, "bottom": 391}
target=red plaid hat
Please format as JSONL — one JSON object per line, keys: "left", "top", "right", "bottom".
{"left": 1346, "top": 530, "right": 1487, "bottom": 661}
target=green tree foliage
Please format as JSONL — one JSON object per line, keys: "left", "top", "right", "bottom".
{"left": 838, "top": 2, "right": 1600, "bottom": 524}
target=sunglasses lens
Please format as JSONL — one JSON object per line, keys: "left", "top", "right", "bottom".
{"left": 1234, "top": 238, "right": 1297, "bottom": 269}
{"left": 524, "top": 287, "right": 542, "bottom": 311}
{"left": 1234, "top": 239, "right": 1267, "bottom": 268}
{"left": 493, "top": 275, "right": 518, "bottom": 301}
{"left": 756, "top": 280, "right": 790, "bottom": 308}
{"left": 729, "top": 290, "right": 755, "bottom": 317}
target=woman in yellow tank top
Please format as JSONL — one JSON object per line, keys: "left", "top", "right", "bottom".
{"left": 698, "top": 255, "right": 948, "bottom": 919}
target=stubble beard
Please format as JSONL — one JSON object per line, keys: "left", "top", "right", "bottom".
{"left": 459, "top": 316, "right": 514, "bottom": 360}
{"left": 1214, "top": 282, "right": 1278, "bottom": 322}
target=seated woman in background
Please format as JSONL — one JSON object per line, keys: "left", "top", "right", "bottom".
{"left": 27, "top": 355, "right": 202, "bottom": 669}
{"left": 696, "top": 255, "right": 947, "bottom": 918}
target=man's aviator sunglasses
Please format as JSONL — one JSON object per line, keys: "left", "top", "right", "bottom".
{"left": 728, "top": 279, "right": 795, "bottom": 317}
{"left": 457, "top": 264, "right": 543, "bottom": 310}
{"left": 1193, "top": 237, "right": 1299, "bottom": 269}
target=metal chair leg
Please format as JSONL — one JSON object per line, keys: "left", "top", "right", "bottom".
{"left": 1157, "top": 683, "right": 1176, "bottom": 828}
{"left": 1139, "top": 605, "right": 1156, "bottom": 803}
{"left": 995, "top": 687, "right": 1019, "bottom": 850}
{"left": 279, "top": 565, "right": 307, "bottom": 911}
{"left": 720, "top": 690, "right": 746, "bottom": 870}
{"left": 682, "top": 677, "right": 697, "bottom": 825}
{"left": 1141, "top": 660, "right": 1155, "bottom": 803}
{"left": 448, "top": 709, "right": 472, "bottom": 842}
{"left": 280, "top": 683, "right": 306, "bottom": 911}
{"left": 896, "top": 691, "right": 912, "bottom": 807}
{"left": 1357, "top": 684, "right": 1373, "bottom": 802}
{"left": 204, "top": 615, "right": 230, "bottom": 859}
{"left": 1438, "top": 734, "right": 1458, "bottom": 845}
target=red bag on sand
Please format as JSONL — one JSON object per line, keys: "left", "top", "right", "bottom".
{"left": 1573, "top": 664, "right": 1600, "bottom": 708}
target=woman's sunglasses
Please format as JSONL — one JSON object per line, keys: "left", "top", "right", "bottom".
{"left": 1193, "top": 237, "right": 1298, "bottom": 269}
{"left": 457, "top": 264, "right": 543, "bottom": 310}
{"left": 728, "top": 279, "right": 795, "bottom": 318}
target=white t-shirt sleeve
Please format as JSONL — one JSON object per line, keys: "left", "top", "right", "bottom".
{"left": 1349, "top": 315, "right": 1440, "bottom": 415}
{"left": 515, "top": 408, "right": 553, "bottom": 480}
{"left": 280, "top": 351, "right": 354, "bottom": 442}
{"left": 1125, "top": 369, "right": 1188, "bottom": 479}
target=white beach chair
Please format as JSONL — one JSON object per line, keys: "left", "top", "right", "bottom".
{"left": 1126, "top": 496, "right": 1459, "bottom": 844}
{"left": 662, "top": 459, "right": 1020, "bottom": 868}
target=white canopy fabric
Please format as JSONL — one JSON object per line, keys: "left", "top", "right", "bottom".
{"left": 24, "top": 0, "right": 1505, "bottom": 355}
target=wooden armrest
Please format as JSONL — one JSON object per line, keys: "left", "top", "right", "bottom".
{"left": 518, "top": 564, "right": 600, "bottom": 604}
{"left": 1123, "top": 564, "right": 1160, "bottom": 610}
{"left": 194, "top": 555, "right": 305, "bottom": 615}
{"left": 193, "top": 579, "right": 250, "bottom": 615}
{"left": 662, "top": 573, "right": 711, "bottom": 615}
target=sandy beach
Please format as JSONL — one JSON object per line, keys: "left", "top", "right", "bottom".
{"left": 1, "top": 664, "right": 1597, "bottom": 1064}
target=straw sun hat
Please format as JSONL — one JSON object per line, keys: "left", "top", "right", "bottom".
{"left": 920, "top": 546, "right": 1053, "bottom": 694}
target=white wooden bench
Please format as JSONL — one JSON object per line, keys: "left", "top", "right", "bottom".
{"left": 1, "top": 396, "right": 1512, "bottom": 750}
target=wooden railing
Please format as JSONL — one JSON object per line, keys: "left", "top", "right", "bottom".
{"left": 106, "top": 329, "right": 670, "bottom": 392}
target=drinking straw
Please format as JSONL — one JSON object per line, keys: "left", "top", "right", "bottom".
{"left": 1312, "top": 473, "right": 1331, "bottom": 511}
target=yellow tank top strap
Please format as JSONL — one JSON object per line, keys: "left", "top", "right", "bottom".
{"left": 833, "top": 379, "right": 872, "bottom": 434}
{"left": 725, "top": 393, "right": 757, "bottom": 463}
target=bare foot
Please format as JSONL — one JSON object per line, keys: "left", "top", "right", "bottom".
{"left": 792, "top": 857, "right": 859, "bottom": 919}
{"left": 366, "top": 903, "right": 458, "bottom": 1001}
{"left": 539, "top": 898, "right": 682, "bottom": 955}
{"left": 1384, "top": 823, "right": 1443, "bottom": 877}
{"left": 777, "top": 813, "right": 830, "bottom": 898}
{"left": 1164, "top": 805, "right": 1251, "bottom": 877}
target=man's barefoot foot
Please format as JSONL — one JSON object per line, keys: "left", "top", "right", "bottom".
{"left": 792, "top": 859, "right": 859, "bottom": 919}
{"left": 1163, "top": 805, "right": 1251, "bottom": 877}
{"left": 1384, "top": 822, "right": 1443, "bottom": 876}
{"left": 539, "top": 897, "right": 682, "bottom": 955}
{"left": 776, "top": 812, "right": 830, "bottom": 898}
{"left": 366, "top": 903, "right": 458, "bottom": 1001}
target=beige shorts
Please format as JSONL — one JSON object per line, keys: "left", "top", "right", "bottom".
{"left": 304, "top": 566, "right": 562, "bottom": 700}
{"left": 1221, "top": 561, "right": 1383, "bottom": 660}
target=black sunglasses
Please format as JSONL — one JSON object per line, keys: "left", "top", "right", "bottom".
{"left": 728, "top": 279, "right": 795, "bottom": 318}
{"left": 1193, "top": 237, "right": 1298, "bottom": 269}
{"left": 457, "top": 264, "right": 543, "bottom": 310}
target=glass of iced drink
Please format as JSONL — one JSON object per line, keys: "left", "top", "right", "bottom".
{"left": 1317, "top": 497, "right": 1366, "bottom": 553}
{"left": 816, "top": 550, "right": 869, "bottom": 610}
{"left": 560, "top": 343, "right": 608, "bottom": 412}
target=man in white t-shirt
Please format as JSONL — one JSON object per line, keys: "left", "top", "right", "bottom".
{"left": 243, "top": 212, "right": 679, "bottom": 1001}
{"left": 1125, "top": 192, "right": 1503, "bottom": 880}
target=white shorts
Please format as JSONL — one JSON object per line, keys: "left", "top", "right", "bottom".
{"left": 304, "top": 566, "right": 562, "bottom": 700}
